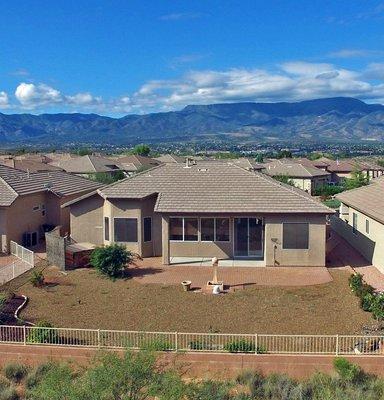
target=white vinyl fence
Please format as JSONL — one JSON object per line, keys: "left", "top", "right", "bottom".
{"left": 0, "top": 242, "right": 34, "bottom": 285}
{"left": 0, "top": 325, "right": 383, "bottom": 356}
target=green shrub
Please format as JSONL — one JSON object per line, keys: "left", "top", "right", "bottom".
{"left": 0, "top": 386, "right": 19, "bottom": 400}
{"left": 369, "top": 293, "right": 384, "bottom": 321}
{"left": 349, "top": 273, "right": 364, "bottom": 293}
{"left": 25, "top": 363, "right": 55, "bottom": 389}
{"left": 29, "top": 271, "right": 44, "bottom": 287}
{"left": 90, "top": 244, "right": 134, "bottom": 278}
{"left": 141, "top": 339, "right": 172, "bottom": 351}
{"left": 3, "top": 363, "right": 28, "bottom": 383}
{"left": 0, "top": 376, "right": 10, "bottom": 391}
{"left": 224, "top": 339, "right": 255, "bottom": 353}
{"left": 361, "top": 293, "right": 375, "bottom": 312}
{"left": 333, "top": 357, "right": 363, "bottom": 383}
{"left": 27, "top": 321, "right": 58, "bottom": 344}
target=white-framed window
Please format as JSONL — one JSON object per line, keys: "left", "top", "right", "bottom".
{"left": 104, "top": 217, "right": 110, "bottom": 241}
{"left": 282, "top": 222, "right": 309, "bottom": 249}
{"left": 201, "top": 218, "right": 215, "bottom": 241}
{"left": 114, "top": 218, "right": 138, "bottom": 242}
{"left": 352, "top": 213, "right": 358, "bottom": 234}
{"left": 143, "top": 217, "right": 152, "bottom": 242}
{"left": 169, "top": 217, "right": 198, "bottom": 241}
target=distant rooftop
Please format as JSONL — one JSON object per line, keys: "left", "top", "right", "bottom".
{"left": 263, "top": 159, "right": 330, "bottom": 178}
{"left": 0, "top": 164, "right": 103, "bottom": 207}
{"left": 53, "top": 155, "right": 123, "bottom": 174}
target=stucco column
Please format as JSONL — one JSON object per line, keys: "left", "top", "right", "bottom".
{"left": 161, "top": 215, "right": 170, "bottom": 265}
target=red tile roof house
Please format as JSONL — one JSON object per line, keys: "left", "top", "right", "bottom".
{"left": 0, "top": 165, "right": 102, "bottom": 252}
{"left": 63, "top": 161, "right": 334, "bottom": 267}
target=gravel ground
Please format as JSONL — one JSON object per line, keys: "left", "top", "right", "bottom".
{"left": 18, "top": 266, "right": 372, "bottom": 335}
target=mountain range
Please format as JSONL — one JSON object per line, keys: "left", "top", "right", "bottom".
{"left": 1, "top": 97, "right": 384, "bottom": 145}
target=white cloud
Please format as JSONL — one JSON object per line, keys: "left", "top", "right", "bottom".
{"left": 159, "top": 12, "right": 204, "bottom": 21}
{"left": 0, "top": 91, "right": 9, "bottom": 109}
{"left": 328, "top": 49, "right": 384, "bottom": 58}
{"left": 6, "top": 61, "right": 384, "bottom": 114}
{"left": 15, "top": 83, "right": 62, "bottom": 108}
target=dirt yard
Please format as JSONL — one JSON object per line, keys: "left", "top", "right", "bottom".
{"left": 17, "top": 266, "right": 373, "bottom": 335}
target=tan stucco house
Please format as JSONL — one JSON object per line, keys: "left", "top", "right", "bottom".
{"left": 333, "top": 177, "right": 384, "bottom": 273}
{"left": 64, "top": 161, "right": 333, "bottom": 267}
{"left": 262, "top": 159, "right": 331, "bottom": 195}
{"left": 0, "top": 165, "right": 102, "bottom": 252}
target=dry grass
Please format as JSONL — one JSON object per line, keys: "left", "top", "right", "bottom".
{"left": 18, "top": 266, "right": 373, "bottom": 334}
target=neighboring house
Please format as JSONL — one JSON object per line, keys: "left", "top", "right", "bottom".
{"left": 228, "top": 158, "right": 264, "bottom": 172}
{"left": 262, "top": 159, "right": 331, "bottom": 194}
{"left": 52, "top": 155, "right": 124, "bottom": 178}
{"left": 154, "top": 154, "right": 186, "bottom": 164}
{"left": 333, "top": 177, "right": 384, "bottom": 273}
{"left": 115, "top": 155, "right": 162, "bottom": 175}
{"left": 0, "top": 165, "right": 102, "bottom": 252}
{"left": 0, "top": 158, "right": 64, "bottom": 173}
{"left": 63, "top": 161, "right": 333, "bottom": 267}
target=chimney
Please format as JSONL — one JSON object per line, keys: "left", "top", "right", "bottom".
{"left": 184, "top": 157, "right": 191, "bottom": 168}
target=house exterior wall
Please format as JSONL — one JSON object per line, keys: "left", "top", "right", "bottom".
{"left": 70, "top": 194, "right": 104, "bottom": 245}
{"left": 331, "top": 204, "right": 384, "bottom": 273}
{"left": 5, "top": 192, "right": 47, "bottom": 248}
{"left": 68, "top": 197, "right": 328, "bottom": 267}
{"left": 264, "top": 214, "right": 326, "bottom": 267}
{"left": 0, "top": 208, "right": 8, "bottom": 253}
{"left": 288, "top": 176, "right": 329, "bottom": 195}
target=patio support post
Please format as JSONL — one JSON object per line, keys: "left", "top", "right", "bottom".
{"left": 335, "top": 334, "right": 339, "bottom": 356}
{"left": 23, "top": 325, "right": 26, "bottom": 346}
{"left": 255, "top": 334, "right": 258, "bottom": 354}
{"left": 162, "top": 215, "right": 170, "bottom": 265}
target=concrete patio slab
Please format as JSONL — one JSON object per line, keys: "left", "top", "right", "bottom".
{"left": 170, "top": 257, "right": 265, "bottom": 267}
{"left": 131, "top": 257, "right": 333, "bottom": 288}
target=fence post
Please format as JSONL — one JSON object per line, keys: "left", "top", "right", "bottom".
{"left": 335, "top": 335, "right": 339, "bottom": 356}
{"left": 23, "top": 325, "right": 26, "bottom": 346}
{"left": 175, "top": 332, "right": 178, "bottom": 352}
{"left": 255, "top": 334, "right": 258, "bottom": 354}
{"left": 97, "top": 329, "right": 101, "bottom": 349}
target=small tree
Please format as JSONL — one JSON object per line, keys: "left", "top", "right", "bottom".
{"left": 90, "top": 244, "right": 133, "bottom": 278}
{"left": 131, "top": 144, "right": 151, "bottom": 156}
{"left": 273, "top": 174, "right": 295, "bottom": 186}
{"left": 343, "top": 169, "right": 369, "bottom": 190}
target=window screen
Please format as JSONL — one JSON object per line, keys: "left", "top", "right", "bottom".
{"left": 169, "top": 218, "right": 183, "bottom": 240}
{"left": 184, "top": 218, "right": 198, "bottom": 241}
{"left": 114, "top": 218, "right": 138, "bottom": 242}
{"left": 216, "top": 218, "right": 230, "bottom": 241}
{"left": 283, "top": 223, "right": 309, "bottom": 249}
{"left": 201, "top": 218, "right": 214, "bottom": 241}
{"left": 143, "top": 217, "right": 152, "bottom": 242}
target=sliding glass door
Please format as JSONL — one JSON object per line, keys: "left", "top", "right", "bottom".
{"left": 234, "top": 218, "right": 264, "bottom": 258}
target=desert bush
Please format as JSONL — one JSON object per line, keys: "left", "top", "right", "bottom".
{"left": 90, "top": 244, "right": 134, "bottom": 278}
{"left": 186, "top": 380, "right": 233, "bottom": 400}
{"left": 224, "top": 339, "right": 255, "bottom": 353}
{"left": 3, "top": 363, "right": 28, "bottom": 383}
{"left": 349, "top": 273, "right": 364, "bottom": 293}
{"left": 369, "top": 293, "right": 384, "bottom": 321}
{"left": 141, "top": 338, "right": 172, "bottom": 351}
{"left": 0, "top": 386, "right": 19, "bottom": 400}
{"left": 27, "top": 321, "right": 58, "bottom": 344}
{"left": 0, "top": 377, "right": 10, "bottom": 391}
{"left": 25, "top": 362, "right": 55, "bottom": 390}
{"left": 29, "top": 271, "right": 44, "bottom": 287}
{"left": 333, "top": 357, "right": 364, "bottom": 383}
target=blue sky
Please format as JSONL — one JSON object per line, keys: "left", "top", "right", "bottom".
{"left": 0, "top": 0, "right": 384, "bottom": 115}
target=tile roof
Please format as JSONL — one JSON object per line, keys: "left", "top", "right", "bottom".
{"left": 54, "top": 155, "right": 123, "bottom": 173}
{"left": 154, "top": 154, "right": 186, "bottom": 164}
{"left": 116, "top": 155, "right": 161, "bottom": 172}
{"left": 0, "top": 165, "right": 103, "bottom": 206}
{"left": 262, "top": 159, "right": 330, "bottom": 178}
{"left": 337, "top": 177, "right": 384, "bottom": 224}
{"left": 0, "top": 159, "right": 63, "bottom": 173}
{"left": 99, "top": 161, "right": 333, "bottom": 214}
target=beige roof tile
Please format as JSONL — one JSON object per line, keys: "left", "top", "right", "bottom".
{"left": 337, "top": 177, "right": 384, "bottom": 224}
{"left": 100, "top": 161, "right": 332, "bottom": 214}
{"left": 0, "top": 164, "right": 103, "bottom": 206}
